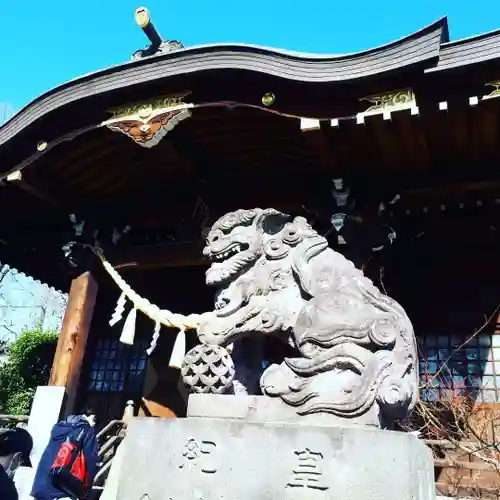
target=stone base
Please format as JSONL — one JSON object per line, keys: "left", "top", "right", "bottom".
{"left": 116, "top": 416, "right": 435, "bottom": 500}
{"left": 188, "top": 393, "right": 380, "bottom": 427}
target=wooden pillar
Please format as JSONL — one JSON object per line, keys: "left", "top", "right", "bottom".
{"left": 49, "top": 272, "right": 98, "bottom": 415}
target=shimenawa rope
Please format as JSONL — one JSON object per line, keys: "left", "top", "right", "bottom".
{"left": 89, "top": 245, "right": 201, "bottom": 368}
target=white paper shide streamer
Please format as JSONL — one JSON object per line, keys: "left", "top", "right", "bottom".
{"left": 119, "top": 307, "right": 137, "bottom": 346}
{"left": 146, "top": 321, "right": 161, "bottom": 356}
{"left": 169, "top": 326, "right": 186, "bottom": 369}
{"left": 109, "top": 292, "right": 126, "bottom": 327}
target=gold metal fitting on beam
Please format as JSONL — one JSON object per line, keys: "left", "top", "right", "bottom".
{"left": 262, "top": 93, "right": 276, "bottom": 107}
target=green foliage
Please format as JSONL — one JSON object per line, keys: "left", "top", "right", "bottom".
{"left": 0, "top": 328, "right": 58, "bottom": 416}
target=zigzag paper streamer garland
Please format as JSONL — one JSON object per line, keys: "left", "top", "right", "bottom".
{"left": 146, "top": 321, "right": 161, "bottom": 356}
{"left": 109, "top": 292, "right": 126, "bottom": 327}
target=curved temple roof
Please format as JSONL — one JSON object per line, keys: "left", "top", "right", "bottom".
{"left": 1, "top": 16, "right": 500, "bottom": 171}
{"left": 0, "top": 18, "right": 453, "bottom": 148}
{"left": 427, "top": 26, "right": 500, "bottom": 72}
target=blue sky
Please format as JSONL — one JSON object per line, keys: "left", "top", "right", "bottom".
{"left": 1, "top": 1, "right": 500, "bottom": 111}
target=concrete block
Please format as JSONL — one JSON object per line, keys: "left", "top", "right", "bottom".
{"left": 117, "top": 417, "right": 435, "bottom": 500}
{"left": 28, "top": 385, "right": 65, "bottom": 468}
{"left": 14, "top": 386, "right": 65, "bottom": 500}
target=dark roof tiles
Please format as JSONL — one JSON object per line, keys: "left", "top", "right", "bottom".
{"left": 427, "top": 28, "right": 500, "bottom": 72}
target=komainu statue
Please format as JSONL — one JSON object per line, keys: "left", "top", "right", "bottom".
{"left": 186, "top": 208, "right": 418, "bottom": 428}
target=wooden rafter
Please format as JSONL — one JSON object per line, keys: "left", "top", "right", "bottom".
{"left": 109, "top": 242, "right": 206, "bottom": 270}
{"left": 300, "top": 120, "right": 337, "bottom": 173}
{"left": 4, "top": 169, "right": 62, "bottom": 209}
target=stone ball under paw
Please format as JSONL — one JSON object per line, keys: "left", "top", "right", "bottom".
{"left": 181, "top": 344, "right": 235, "bottom": 394}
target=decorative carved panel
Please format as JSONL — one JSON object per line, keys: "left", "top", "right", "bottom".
{"left": 483, "top": 81, "right": 500, "bottom": 100}
{"left": 359, "top": 88, "right": 416, "bottom": 115}
{"left": 102, "top": 93, "right": 193, "bottom": 148}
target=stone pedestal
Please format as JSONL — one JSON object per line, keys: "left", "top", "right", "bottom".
{"left": 115, "top": 396, "right": 435, "bottom": 500}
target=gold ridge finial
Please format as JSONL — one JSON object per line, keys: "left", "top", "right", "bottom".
{"left": 135, "top": 7, "right": 150, "bottom": 28}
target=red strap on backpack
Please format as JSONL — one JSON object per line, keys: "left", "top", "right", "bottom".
{"left": 50, "top": 428, "right": 90, "bottom": 498}
{"left": 70, "top": 448, "right": 89, "bottom": 486}
{"left": 51, "top": 438, "right": 77, "bottom": 469}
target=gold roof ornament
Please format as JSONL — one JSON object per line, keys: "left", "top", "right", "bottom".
{"left": 360, "top": 88, "right": 417, "bottom": 116}
{"left": 135, "top": 7, "right": 151, "bottom": 29}
{"left": 483, "top": 81, "right": 500, "bottom": 100}
{"left": 102, "top": 93, "right": 193, "bottom": 148}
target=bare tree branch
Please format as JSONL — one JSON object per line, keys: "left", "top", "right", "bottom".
{"left": 400, "top": 305, "right": 500, "bottom": 497}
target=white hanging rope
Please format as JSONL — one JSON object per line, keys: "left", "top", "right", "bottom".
{"left": 89, "top": 246, "right": 202, "bottom": 367}
{"left": 92, "top": 246, "right": 201, "bottom": 330}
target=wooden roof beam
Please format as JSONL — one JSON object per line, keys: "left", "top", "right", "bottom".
{"left": 85, "top": 140, "right": 198, "bottom": 199}
{"left": 300, "top": 119, "right": 337, "bottom": 173}
{"left": 166, "top": 129, "right": 228, "bottom": 203}
{"left": 169, "top": 135, "right": 215, "bottom": 181}
{"left": 3, "top": 169, "right": 62, "bottom": 209}
{"left": 110, "top": 242, "right": 206, "bottom": 270}
{"left": 400, "top": 180, "right": 500, "bottom": 200}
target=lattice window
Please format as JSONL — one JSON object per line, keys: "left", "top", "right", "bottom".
{"left": 87, "top": 339, "right": 148, "bottom": 393}
{"left": 419, "top": 334, "right": 500, "bottom": 403}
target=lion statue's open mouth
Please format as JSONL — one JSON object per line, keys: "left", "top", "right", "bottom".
{"left": 192, "top": 208, "right": 418, "bottom": 429}
{"left": 205, "top": 240, "right": 252, "bottom": 318}
{"left": 206, "top": 242, "right": 251, "bottom": 286}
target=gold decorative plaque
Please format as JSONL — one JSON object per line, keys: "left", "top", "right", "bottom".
{"left": 102, "top": 92, "right": 193, "bottom": 148}
{"left": 360, "top": 89, "right": 416, "bottom": 115}
{"left": 483, "top": 81, "right": 500, "bottom": 100}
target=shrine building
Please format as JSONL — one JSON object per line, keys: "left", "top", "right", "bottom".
{"left": 0, "top": 11, "right": 499, "bottom": 496}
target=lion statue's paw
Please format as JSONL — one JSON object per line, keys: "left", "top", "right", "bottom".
{"left": 260, "top": 361, "right": 299, "bottom": 396}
